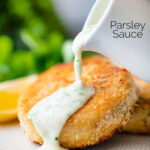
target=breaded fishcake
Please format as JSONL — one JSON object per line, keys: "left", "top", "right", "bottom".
{"left": 123, "top": 98, "right": 150, "bottom": 134}
{"left": 123, "top": 77, "right": 150, "bottom": 134}
{"left": 18, "top": 56, "right": 137, "bottom": 148}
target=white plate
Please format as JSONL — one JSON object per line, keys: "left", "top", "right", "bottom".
{"left": 0, "top": 121, "right": 150, "bottom": 150}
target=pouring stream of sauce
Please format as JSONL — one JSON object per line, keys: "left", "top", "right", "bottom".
{"left": 28, "top": 31, "right": 95, "bottom": 150}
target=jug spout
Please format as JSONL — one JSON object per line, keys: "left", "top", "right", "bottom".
{"left": 82, "top": 0, "right": 150, "bottom": 82}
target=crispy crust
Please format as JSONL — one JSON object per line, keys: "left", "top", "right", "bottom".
{"left": 18, "top": 56, "right": 137, "bottom": 148}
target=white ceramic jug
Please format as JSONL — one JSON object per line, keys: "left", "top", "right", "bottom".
{"left": 81, "top": 0, "right": 150, "bottom": 82}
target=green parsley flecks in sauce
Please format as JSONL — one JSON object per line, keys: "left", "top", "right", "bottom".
{"left": 28, "top": 31, "right": 95, "bottom": 150}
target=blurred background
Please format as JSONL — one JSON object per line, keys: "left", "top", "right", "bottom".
{"left": 0, "top": 0, "right": 96, "bottom": 82}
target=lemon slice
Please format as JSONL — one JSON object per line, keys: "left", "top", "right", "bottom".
{"left": 0, "top": 75, "right": 37, "bottom": 123}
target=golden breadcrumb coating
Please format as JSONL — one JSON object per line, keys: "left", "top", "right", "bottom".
{"left": 18, "top": 56, "right": 137, "bottom": 148}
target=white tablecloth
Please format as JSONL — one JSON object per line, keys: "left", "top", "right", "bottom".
{"left": 0, "top": 121, "right": 150, "bottom": 150}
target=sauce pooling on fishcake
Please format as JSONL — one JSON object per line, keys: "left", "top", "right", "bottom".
{"left": 28, "top": 32, "right": 95, "bottom": 150}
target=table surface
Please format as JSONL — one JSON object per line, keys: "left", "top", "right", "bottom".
{"left": 0, "top": 121, "right": 150, "bottom": 150}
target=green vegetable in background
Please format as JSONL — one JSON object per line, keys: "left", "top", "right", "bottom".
{"left": 0, "top": 36, "right": 13, "bottom": 64}
{"left": 0, "top": 0, "right": 67, "bottom": 82}
{"left": 10, "top": 50, "right": 36, "bottom": 77}
{"left": 20, "top": 29, "right": 40, "bottom": 50}
{"left": 0, "top": 64, "right": 11, "bottom": 82}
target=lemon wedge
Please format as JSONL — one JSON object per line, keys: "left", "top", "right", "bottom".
{"left": 0, "top": 75, "right": 37, "bottom": 123}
